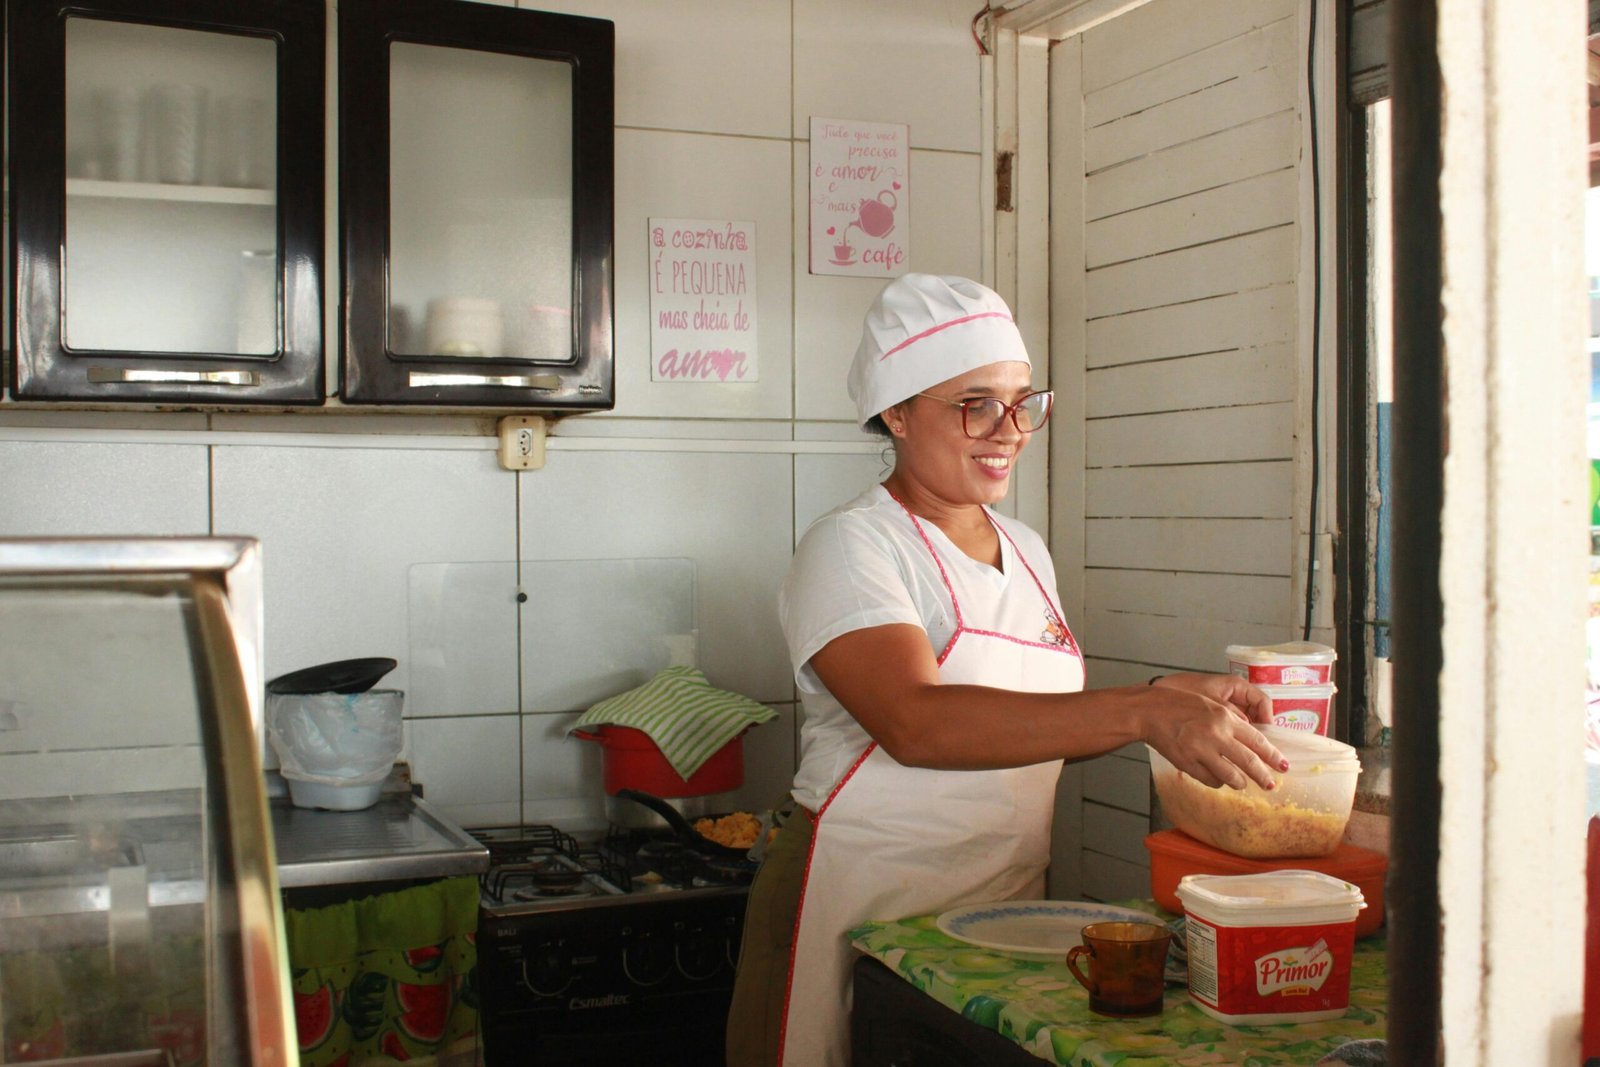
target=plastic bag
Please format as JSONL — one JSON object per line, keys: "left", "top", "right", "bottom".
{"left": 267, "top": 690, "right": 403, "bottom": 786}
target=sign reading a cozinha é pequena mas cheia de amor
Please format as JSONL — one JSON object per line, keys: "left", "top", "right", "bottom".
{"left": 809, "top": 117, "right": 909, "bottom": 278}
{"left": 648, "top": 218, "right": 758, "bottom": 383}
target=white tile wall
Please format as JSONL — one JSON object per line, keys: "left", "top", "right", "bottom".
{"left": 518, "top": 449, "right": 793, "bottom": 703}
{"left": 793, "top": 0, "right": 982, "bottom": 153}
{"left": 0, "top": 0, "right": 985, "bottom": 822}
{"left": 523, "top": 0, "right": 791, "bottom": 138}
{"left": 612, "top": 128, "right": 794, "bottom": 420}
{"left": 0, "top": 441, "right": 209, "bottom": 535}
{"left": 210, "top": 445, "right": 517, "bottom": 700}
{"left": 410, "top": 713, "right": 522, "bottom": 828}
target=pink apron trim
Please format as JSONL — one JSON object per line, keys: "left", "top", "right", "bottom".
{"left": 878, "top": 311, "right": 1014, "bottom": 361}
{"left": 776, "top": 740, "right": 878, "bottom": 1062}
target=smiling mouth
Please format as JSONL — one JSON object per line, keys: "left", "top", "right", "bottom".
{"left": 975, "top": 456, "right": 1011, "bottom": 471}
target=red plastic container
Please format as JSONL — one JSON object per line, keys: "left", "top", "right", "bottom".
{"left": 1226, "top": 641, "right": 1336, "bottom": 685}
{"left": 1260, "top": 683, "right": 1336, "bottom": 735}
{"left": 1145, "top": 829, "right": 1386, "bottom": 939}
{"left": 573, "top": 724, "right": 744, "bottom": 798}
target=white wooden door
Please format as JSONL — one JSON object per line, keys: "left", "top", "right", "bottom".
{"left": 1045, "top": 0, "right": 1311, "bottom": 901}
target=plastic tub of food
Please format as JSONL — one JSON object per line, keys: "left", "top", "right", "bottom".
{"left": 1148, "top": 726, "right": 1360, "bottom": 858}
{"left": 1226, "top": 641, "right": 1336, "bottom": 685}
{"left": 1260, "top": 682, "right": 1337, "bottom": 735}
{"left": 1145, "top": 829, "right": 1386, "bottom": 937}
{"left": 1176, "top": 870, "right": 1366, "bottom": 1024}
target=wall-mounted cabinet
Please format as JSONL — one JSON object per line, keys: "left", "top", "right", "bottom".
{"left": 6, "top": 0, "right": 615, "bottom": 412}
{"left": 339, "top": 0, "right": 615, "bottom": 409}
{"left": 7, "top": 0, "right": 326, "bottom": 404}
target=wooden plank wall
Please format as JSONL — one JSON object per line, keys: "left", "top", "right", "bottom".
{"left": 1053, "top": 0, "right": 1304, "bottom": 901}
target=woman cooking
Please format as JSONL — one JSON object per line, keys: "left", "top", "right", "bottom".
{"left": 725, "top": 274, "right": 1287, "bottom": 1067}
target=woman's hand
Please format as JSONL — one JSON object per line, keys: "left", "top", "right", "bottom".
{"left": 1138, "top": 679, "right": 1285, "bottom": 791}
{"left": 1150, "top": 672, "right": 1274, "bottom": 724}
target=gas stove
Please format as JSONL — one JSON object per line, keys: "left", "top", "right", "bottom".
{"left": 470, "top": 823, "right": 752, "bottom": 1066}
{"left": 474, "top": 822, "right": 756, "bottom": 913}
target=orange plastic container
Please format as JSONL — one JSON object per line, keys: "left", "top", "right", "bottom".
{"left": 1145, "top": 829, "right": 1387, "bottom": 939}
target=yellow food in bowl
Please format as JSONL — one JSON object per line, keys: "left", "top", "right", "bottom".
{"left": 1155, "top": 771, "right": 1347, "bottom": 858}
{"left": 694, "top": 812, "right": 764, "bottom": 850}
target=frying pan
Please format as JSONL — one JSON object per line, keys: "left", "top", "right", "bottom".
{"left": 615, "top": 787, "right": 756, "bottom": 860}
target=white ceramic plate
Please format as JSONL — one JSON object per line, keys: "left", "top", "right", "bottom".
{"left": 935, "top": 900, "right": 1158, "bottom": 959}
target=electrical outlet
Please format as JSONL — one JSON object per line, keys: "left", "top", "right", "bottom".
{"left": 497, "top": 415, "right": 546, "bottom": 471}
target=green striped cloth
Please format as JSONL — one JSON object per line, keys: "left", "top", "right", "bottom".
{"left": 572, "top": 665, "right": 777, "bottom": 779}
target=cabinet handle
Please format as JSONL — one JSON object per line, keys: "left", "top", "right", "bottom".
{"left": 408, "top": 371, "right": 562, "bottom": 390}
{"left": 87, "top": 367, "right": 258, "bottom": 386}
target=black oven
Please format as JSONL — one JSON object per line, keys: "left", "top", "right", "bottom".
{"left": 471, "top": 825, "right": 750, "bottom": 1067}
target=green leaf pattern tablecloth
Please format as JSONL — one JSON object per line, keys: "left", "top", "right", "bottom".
{"left": 847, "top": 910, "right": 1385, "bottom": 1067}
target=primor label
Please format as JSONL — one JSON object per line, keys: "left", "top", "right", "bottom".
{"left": 1255, "top": 944, "right": 1333, "bottom": 997}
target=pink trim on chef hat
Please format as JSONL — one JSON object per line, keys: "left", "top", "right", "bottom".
{"left": 847, "top": 274, "right": 1030, "bottom": 429}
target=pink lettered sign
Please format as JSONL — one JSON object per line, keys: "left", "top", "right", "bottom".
{"left": 649, "top": 218, "right": 758, "bottom": 383}
{"left": 809, "top": 117, "right": 910, "bottom": 278}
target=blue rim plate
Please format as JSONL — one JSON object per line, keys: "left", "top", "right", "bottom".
{"left": 935, "top": 900, "right": 1157, "bottom": 959}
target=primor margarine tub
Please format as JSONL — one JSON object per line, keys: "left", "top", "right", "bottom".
{"left": 1175, "top": 870, "right": 1366, "bottom": 1025}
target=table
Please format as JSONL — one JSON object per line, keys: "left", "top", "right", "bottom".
{"left": 848, "top": 908, "right": 1386, "bottom": 1067}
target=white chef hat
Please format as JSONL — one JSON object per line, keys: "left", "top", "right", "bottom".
{"left": 847, "top": 273, "right": 1029, "bottom": 429}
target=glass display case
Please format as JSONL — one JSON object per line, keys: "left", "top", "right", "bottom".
{"left": 0, "top": 538, "right": 293, "bottom": 1065}
{"left": 339, "top": 0, "right": 614, "bottom": 409}
{"left": 7, "top": 0, "right": 324, "bottom": 404}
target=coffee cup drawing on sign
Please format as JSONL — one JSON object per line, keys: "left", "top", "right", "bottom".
{"left": 826, "top": 223, "right": 860, "bottom": 266}
{"left": 855, "top": 186, "right": 900, "bottom": 239}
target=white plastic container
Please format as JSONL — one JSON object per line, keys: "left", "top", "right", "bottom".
{"left": 1259, "top": 682, "right": 1337, "bottom": 735}
{"left": 1226, "top": 641, "right": 1336, "bottom": 685}
{"left": 425, "top": 297, "right": 504, "bottom": 358}
{"left": 285, "top": 776, "right": 384, "bottom": 811}
{"left": 1176, "top": 870, "right": 1366, "bottom": 1025}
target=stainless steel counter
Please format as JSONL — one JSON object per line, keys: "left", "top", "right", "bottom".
{"left": 270, "top": 788, "right": 489, "bottom": 888}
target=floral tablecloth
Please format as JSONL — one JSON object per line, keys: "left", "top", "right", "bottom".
{"left": 847, "top": 906, "right": 1385, "bottom": 1067}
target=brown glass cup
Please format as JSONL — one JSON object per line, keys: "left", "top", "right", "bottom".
{"left": 1065, "top": 921, "right": 1172, "bottom": 1018}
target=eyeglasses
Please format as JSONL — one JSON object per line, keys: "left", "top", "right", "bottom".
{"left": 914, "top": 389, "right": 1054, "bottom": 439}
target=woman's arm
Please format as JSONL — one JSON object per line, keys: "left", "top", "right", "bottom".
{"left": 808, "top": 623, "right": 1286, "bottom": 790}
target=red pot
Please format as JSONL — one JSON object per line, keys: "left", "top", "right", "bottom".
{"left": 573, "top": 724, "right": 745, "bottom": 798}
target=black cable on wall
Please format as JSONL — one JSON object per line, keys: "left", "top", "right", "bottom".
{"left": 1303, "top": 0, "right": 1325, "bottom": 642}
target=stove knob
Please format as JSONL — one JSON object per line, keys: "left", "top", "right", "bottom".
{"left": 675, "top": 925, "right": 725, "bottom": 982}
{"left": 521, "top": 939, "right": 573, "bottom": 997}
{"left": 622, "top": 931, "right": 672, "bottom": 987}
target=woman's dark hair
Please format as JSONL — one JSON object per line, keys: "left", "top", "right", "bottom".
{"left": 864, "top": 414, "right": 892, "bottom": 438}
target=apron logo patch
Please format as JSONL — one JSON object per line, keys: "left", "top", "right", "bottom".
{"left": 1041, "top": 611, "right": 1070, "bottom": 647}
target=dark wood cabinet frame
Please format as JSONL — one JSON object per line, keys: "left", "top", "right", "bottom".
{"left": 7, "top": 0, "right": 326, "bottom": 404}
{"left": 338, "top": 0, "right": 614, "bottom": 409}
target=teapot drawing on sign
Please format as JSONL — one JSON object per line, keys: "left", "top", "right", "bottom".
{"left": 855, "top": 187, "right": 899, "bottom": 239}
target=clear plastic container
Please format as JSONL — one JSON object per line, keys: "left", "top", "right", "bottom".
{"left": 1148, "top": 725, "right": 1360, "bottom": 858}
{"left": 1176, "top": 870, "right": 1365, "bottom": 1024}
{"left": 1226, "top": 641, "right": 1336, "bottom": 685}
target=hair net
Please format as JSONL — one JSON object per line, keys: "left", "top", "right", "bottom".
{"left": 847, "top": 273, "right": 1029, "bottom": 428}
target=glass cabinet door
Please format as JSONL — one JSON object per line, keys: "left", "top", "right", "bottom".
{"left": 7, "top": 0, "right": 324, "bottom": 404}
{"left": 340, "top": 0, "right": 614, "bottom": 409}
{"left": 0, "top": 538, "right": 292, "bottom": 1066}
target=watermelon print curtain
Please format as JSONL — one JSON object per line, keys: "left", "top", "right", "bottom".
{"left": 287, "top": 876, "right": 480, "bottom": 1067}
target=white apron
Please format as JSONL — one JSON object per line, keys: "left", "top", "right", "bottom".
{"left": 776, "top": 498, "right": 1086, "bottom": 1066}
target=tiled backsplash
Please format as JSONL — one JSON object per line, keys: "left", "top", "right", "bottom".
{"left": 0, "top": 0, "right": 990, "bottom": 830}
{"left": 0, "top": 431, "right": 901, "bottom": 828}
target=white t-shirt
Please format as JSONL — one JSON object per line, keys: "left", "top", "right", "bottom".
{"left": 778, "top": 484, "right": 1063, "bottom": 811}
